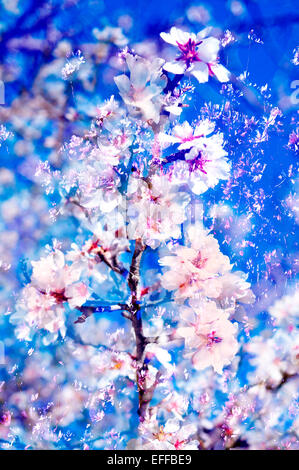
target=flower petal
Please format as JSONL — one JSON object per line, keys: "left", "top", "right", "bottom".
{"left": 191, "top": 62, "right": 209, "bottom": 83}
{"left": 196, "top": 26, "right": 213, "bottom": 40}
{"left": 130, "top": 61, "right": 150, "bottom": 89}
{"left": 114, "top": 74, "right": 131, "bottom": 94}
{"left": 211, "top": 63, "right": 230, "bottom": 82}
{"left": 160, "top": 31, "right": 179, "bottom": 46}
{"left": 163, "top": 61, "right": 186, "bottom": 75}
{"left": 197, "top": 37, "right": 220, "bottom": 63}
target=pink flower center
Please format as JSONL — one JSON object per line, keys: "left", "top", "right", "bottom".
{"left": 0, "top": 411, "right": 11, "bottom": 426}
{"left": 188, "top": 153, "right": 211, "bottom": 175}
{"left": 87, "top": 239, "right": 100, "bottom": 253}
{"left": 176, "top": 39, "right": 202, "bottom": 68}
{"left": 207, "top": 330, "right": 222, "bottom": 347}
{"left": 180, "top": 133, "right": 203, "bottom": 143}
{"left": 174, "top": 439, "right": 186, "bottom": 450}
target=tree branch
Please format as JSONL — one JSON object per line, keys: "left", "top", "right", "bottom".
{"left": 75, "top": 302, "right": 129, "bottom": 323}
{"left": 75, "top": 238, "right": 172, "bottom": 422}
{"left": 96, "top": 246, "right": 128, "bottom": 277}
{"left": 127, "top": 239, "right": 159, "bottom": 421}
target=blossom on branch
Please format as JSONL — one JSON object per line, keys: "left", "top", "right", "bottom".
{"left": 160, "top": 119, "right": 231, "bottom": 194}
{"left": 127, "top": 172, "right": 190, "bottom": 248}
{"left": 160, "top": 27, "right": 230, "bottom": 83}
{"left": 15, "top": 250, "right": 89, "bottom": 338}
{"left": 177, "top": 301, "right": 239, "bottom": 374}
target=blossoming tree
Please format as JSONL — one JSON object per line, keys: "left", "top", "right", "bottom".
{"left": 3, "top": 23, "right": 297, "bottom": 450}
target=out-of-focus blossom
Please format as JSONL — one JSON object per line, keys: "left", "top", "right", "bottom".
{"left": 246, "top": 329, "right": 299, "bottom": 388}
{"left": 127, "top": 172, "right": 190, "bottom": 248}
{"left": 187, "top": 5, "right": 211, "bottom": 24}
{"left": 93, "top": 26, "right": 128, "bottom": 47}
{"left": 269, "top": 290, "right": 299, "bottom": 327}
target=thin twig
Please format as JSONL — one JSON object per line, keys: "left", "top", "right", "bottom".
{"left": 96, "top": 246, "right": 128, "bottom": 276}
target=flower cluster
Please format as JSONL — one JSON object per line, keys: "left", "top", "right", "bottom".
{"left": 127, "top": 172, "right": 190, "bottom": 248}
{"left": 160, "top": 224, "right": 253, "bottom": 307}
{"left": 114, "top": 54, "right": 166, "bottom": 123}
{"left": 160, "top": 27, "right": 230, "bottom": 83}
{"left": 14, "top": 249, "right": 89, "bottom": 340}
{"left": 14, "top": 25, "right": 250, "bottom": 401}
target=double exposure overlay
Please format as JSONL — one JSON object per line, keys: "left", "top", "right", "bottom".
{"left": 0, "top": 0, "right": 298, "bottom": 451}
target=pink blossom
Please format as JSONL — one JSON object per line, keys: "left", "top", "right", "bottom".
{"left": 18, "top": 250, "right": 89, "bottom": 336}
{"left": 160, "top": 224, "right": 232, "bottom": 300}
{"left": 160, "top": 120, "right": 231, "bottom": 194}
{"left": 269, "top": 291, "right": 299, "bottom": 327}
{"left": 114, "top": 53, "right": 166, "bottom": 123}
{"left": 160, "top": 224, "right": 253, "bottom": 305}
{"left": 130, "top": 416, "right": 198, "bottom": 450}
{"left": 159, "top": 120, "right": 215, "bottom": 150}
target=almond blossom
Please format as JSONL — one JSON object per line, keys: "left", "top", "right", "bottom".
{"left": 93, "top": 26, "right": 128, "bottom": 48}
{"left": 159, "top": 119, "right": 216, "bottom": 150}
{"left": 95, "top": 95, "right": 124, "bottom": 131}
{"left": 15, "top": 250, "right": 89, "bottom": 337}
{"left": 114, "top": 53, "right": 166, "bottom": 123}
{"left": 160, "top": 26, "right": 230, "bottom": 83}
{"left": 177, "top": 301, "right": 239, "bottom": 374}
{"left": 268, "top": 290, "right": 299, "bottom": 327}
{"left": 160, "top": 224, "right": 253, "bottom": 304}
{"left": 246, "top": 329, "right": 299, "bottom": 387}
{"left": 127, "top": 172, "right": 190, "bottom": 248}
{"left": 160, "top": 119, "right": 231, "bottom": 194}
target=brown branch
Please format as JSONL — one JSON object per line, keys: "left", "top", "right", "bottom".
{"left": 265, "top": 372, "right": 298, "bottom": 392}
{"left": 138, "top": 370, "right": 163, "bottom": 420}
{"left": 96, "top": 246, "right": 127, "bottom": 276}
{"left": 127, "top": 238, "right": 160, "bottom": 421}
{"left": 74, "top": 237, "right": 172, "bottom": 422}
